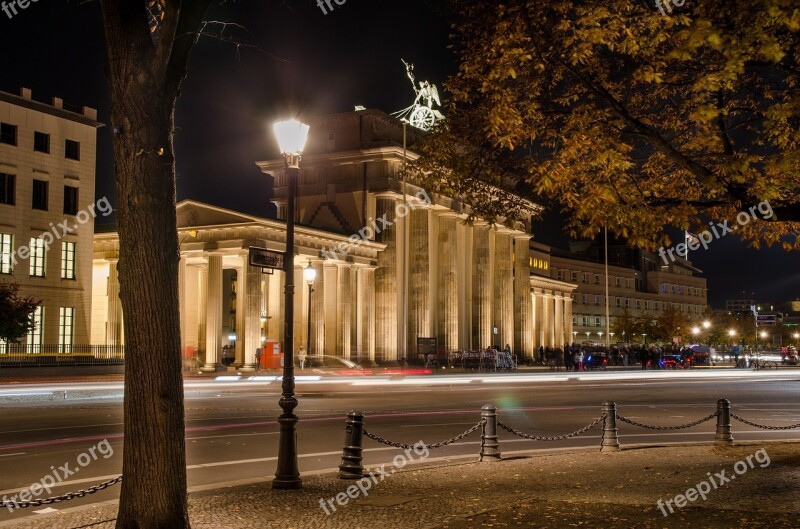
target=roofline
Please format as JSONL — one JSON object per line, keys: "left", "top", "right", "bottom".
{"left": 0, "top": 90, "right": 104, "bottom": 128}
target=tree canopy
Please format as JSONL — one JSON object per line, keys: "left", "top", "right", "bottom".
{"left": 415, "top": 0, "right": 800, "bottom": 250}
{"left": 0, "top": 282, "right": 40, "bottom": 344}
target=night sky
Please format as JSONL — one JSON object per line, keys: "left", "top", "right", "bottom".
{"left": 1, "top": 0, "right": 797, "bottom": 307}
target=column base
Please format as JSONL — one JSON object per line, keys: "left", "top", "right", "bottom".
{"left": 200, "top": 363, "right": 224, "bottom": 373}
{"left": 240, "top": 363, "right": 257, "bottom": 372}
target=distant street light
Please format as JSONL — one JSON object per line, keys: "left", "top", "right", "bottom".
{"left": 728, "top": 329, "right": 737, "bottom": 337}
{"left": 272, "top": 118, "right": 310, "bottom": 490}
{"left": 702, "top": 320, "right": 711, "bottom": 329}
{"left": 760, "top": 331, "right": 768, "bottom": 338}
{"left": 793, "top": 332, "right": 799, "bottom": 340}
{"left": 691, "top": 327, "right": 700, "bottom": 336}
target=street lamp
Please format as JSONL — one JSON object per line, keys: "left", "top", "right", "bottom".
{"left": 691, "top": 326, "right": 700, "bottom": 337}
{"left": 272, "top": 118, "right": 310, "bottom": 490}
{"left": 304, "top": 262, "right": 316, "bottom": 361}
{"left": 793, "top": 332, "right": 799, "bottom": 341}
{"left": 702, "top": 320, "right": 711, "bottom": 329}
{"left": 642, "top": 333, "right": 648, "bottom": 346}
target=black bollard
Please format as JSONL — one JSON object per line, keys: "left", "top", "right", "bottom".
{"left": 338, "top": 410, "right": 365, "bottom": 479}
{"left": 480, "top": 404, "right": 501, "bottom": 461}
{"left": 715, "top": 399, "right": 734, "bottom": 446}
{"left": 600, "top": 401, "right": 620, "bottom": 452}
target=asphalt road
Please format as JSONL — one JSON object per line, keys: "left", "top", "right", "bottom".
{"left": 1, "top": 370, "right": 799, "bottom": 522}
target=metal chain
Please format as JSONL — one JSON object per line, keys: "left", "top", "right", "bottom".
{"left": 363, "top": 419, "right": 485, "bottom": 450}
{"left": 0, "top": 476, "right": 122, "bottom": 510}
{"left": 497, "top": 415, "right": 605, "bottom": 441}
{"left": 616, "top": 411, "right": 719, "bottom": 430}
{"left": 730, "top": 413, "right": 800, "bottom": 430}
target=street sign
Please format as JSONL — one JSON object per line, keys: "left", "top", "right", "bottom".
{"left": 756, "top": 314, "right": 776, "bottom": 326}
{"left": 249, "top": 246, "right": 284, "bottom": 270}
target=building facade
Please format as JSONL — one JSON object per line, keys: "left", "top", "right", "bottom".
{"left": 91, "top": 110, "right": 578, "bottom": 366}
{"left": 0, "top": 88, "right": 102, "bottom": 350}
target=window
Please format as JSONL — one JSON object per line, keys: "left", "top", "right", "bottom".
{"left": 582, "top": 316, "right": 589, "bottom": 327}
{"left": 645, "top": 300, "right": 650, "bottom": 310}
{"left": 27, "top": 306, "right": 43, "bottom": 350}
{"left": 0, "top": 122, "right": 17, "bottom": 145}
{"left": 63, "top": 186, "right": 78, "bottom": 215}
{"left": 661, "top": 283, "right": 666, "bottom": 293}
{"left": 61, "top": 242, "right": 76, "bottom": 279}
{"left": 594, "top": 274, "right": 600, "bottom": 284}
{"left": 572, "top": 316, "right": 577, "bottom": 325}
{"left": 582, "top": 294, "right": 588, "bottom": 305}
{"left": 29, "top": 237, "right": 46, "bottom": 277}
{"left": 671, "top": 285, "right": 675, "bottom": 294}
{"left": 625, "top": 298, "right": 631, "bottom": 308}
{"left": 65, "top": 139, "right": 80, "bottom": 161}
{"left": 32, "top": 179, "right": 48, "bottom": 210}
{"left": 583, "top": 273, "right": 589, "bottom": 283}
{"left": 626, "top": 279, "right": 631, "bottom": 289}
{"left": 59, "top": 307, "right": 75, "bottom": 351}
{"left": 636, "top": 300, "right": 641, "bottom": 309}
{"left": 571, "top": 271, "right": 578, "bottom": 282}
{"left": 678, "top": 286, "right": 683, "bottom": 295}
{"left": 34, "top": 131, "right": 50, "bottom": 153}
{"left": 615, "top": 277, "right": 620, "bottom": 287}
{"left": 0, "top": 173, "right": 14, "bottom": 205}
{"left": 0, "top": 233, "right": 12, "bottom": 273}
{"left": 595, "top": 317, "right": 601, "bottom": 327}
{"left": 615, "top": 297, "right": 621, "bottom": 307}
{"left": 594, "top": 295, "right": 600, "bottom": 306}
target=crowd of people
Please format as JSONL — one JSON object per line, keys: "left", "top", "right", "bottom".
{"left": 535, "top": 343, "right": 702, "bottom": 371}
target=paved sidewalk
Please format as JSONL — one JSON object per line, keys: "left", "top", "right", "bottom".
{"left": 2, "top": 441, "right": 799, "bottom": 529}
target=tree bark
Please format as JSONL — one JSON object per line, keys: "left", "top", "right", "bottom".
{"left": 98, "top": 2, "right": 213, "bottom": 527}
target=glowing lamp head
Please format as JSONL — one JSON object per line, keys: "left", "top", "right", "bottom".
{"left": 304, "top": 264, "right": 317, "bottom": 284}
{"left": 273, "top": 119, "right": 310, "bottom": 158}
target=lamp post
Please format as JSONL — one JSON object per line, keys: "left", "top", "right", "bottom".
{"left": 272, "top": 118, "right": 309, "bottom": 490}
{"left": 304, "top": 262, "right": 316, "bottom": 361}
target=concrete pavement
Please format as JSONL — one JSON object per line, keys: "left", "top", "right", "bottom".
{"left": 2, "top": 441, "right": 798, "bottom": 528}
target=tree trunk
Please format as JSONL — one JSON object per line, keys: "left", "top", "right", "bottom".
{"left": 110, "top": 87, "right": 189, "bottom": 528}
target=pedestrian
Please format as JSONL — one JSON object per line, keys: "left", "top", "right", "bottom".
{"left": 298, "top": 347, "right": 307, "bottom": 370}
{"left": 623, "top": 346, "right": 629, "bottom": 367}
{"left": 539, "top": 345, "right": 545, "bottom": 365}
{"left": 255, "top": 347, "right": 262, "bottom": 372}
{"left": 564, "top": 347, "right": 572, "bottom": 371}
{"left": 641, "top": 348, "right": 649, "bottom": 370}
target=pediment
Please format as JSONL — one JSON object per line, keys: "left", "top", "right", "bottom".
{"left": 176, "top": 200, "right": 262, "bottom": 228}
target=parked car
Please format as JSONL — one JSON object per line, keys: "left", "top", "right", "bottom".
{"left": 660, "top": 354, "right": 688, "bottom": 369}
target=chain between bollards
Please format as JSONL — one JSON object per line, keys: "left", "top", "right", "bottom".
{"left": 338, "top": 410, "right": 365, "bottom": 479}
{"left": 600, "top": 401, "right": 620, "bottom": 452}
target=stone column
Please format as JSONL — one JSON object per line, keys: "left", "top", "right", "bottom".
{"left": 493, "top": 231, "right": 514, "bottom": 349}
{"left": 201, "top": 254, "right": 223, "bottom": 372}
{"left": 472, "top": 223, "right": 491, "bottom": 348}
{"left": 513, "top": 236, "right": 532, "bottom": 359}
{"left": 323, "top": 261, "right": 338, "bottom": 358}
{"left": 106, "top": 259, "right": 123, "bottom": 346}
{"left": 408, "top": 208, "right": 431, "bottom": 356}
{"left": 311, "top": 261, "right": 324, "bottom": 360}
{"left": 375, "top": 196, "right": 399, "bottom": 363}
{"left": 337, "top": 264, "right": 352, "bottom": 359}
{"left": 241, "top": 262, "right": 262, "bottom": 371}
{"left": 554, "top": 294, "right": 564, "bottom": 348}
{"left": 565, "top": 295, "right": 574, "bottom": 346}
{"left": 544, "top": 293, "right": 554, "bottom": 347}
{"left": 235, "top": 268, "right": 245, "bottom": 365}
{"left": 198, "top": 266, "right": 207, "bottom": 358}
{"left": 438, "top": 213, "right": 459, "bottom": 354}
{"left": 178, "top": 255, "right": 187, "bottom": 356}
{"left": 357, "top": 267, "right": 376, "bottom": 365}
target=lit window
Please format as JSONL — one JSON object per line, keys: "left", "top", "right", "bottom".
{"left": 61, "top": 242, "right": 76, "bottom": 279}
{"left": 59, "top": 307, "right": 74, "bottom": 351}
{"left": 29, "top": 238, "right": 46, "bottom": 277}
{"left": 661, "top": 283, "right": 666, "bottom": 293}
{"left": 594, "top": 295, "right": 600, "bottom": 306}
{"left": 27, "top": 306, "right": 44, "bottom": 350}
{"left": 0, "top": 233, "right": 12, "bottom": 274}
